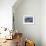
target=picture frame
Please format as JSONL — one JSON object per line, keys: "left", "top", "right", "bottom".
{"left": 23, "top": 15, "right": 34, "bottom": 24}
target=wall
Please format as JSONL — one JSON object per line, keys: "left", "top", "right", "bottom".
{"left": 41, "top": 0, "right": 46, "bottom": 46}
{"left": 13, "top": 0, "right": 41, "bottom": 46}
{"left": 0, "top": 0, "right": 16, "bottom": 30}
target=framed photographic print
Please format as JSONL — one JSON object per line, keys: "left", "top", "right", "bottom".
{"left": 23, "top": 15, "right": 34, "bottom": 24}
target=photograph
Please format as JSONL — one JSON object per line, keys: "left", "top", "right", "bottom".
{"left": 0, "top": 0, "right": 45, "bottom": 46}
{"left": 23, "top": 15, "right": 34, "bottom": 24}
